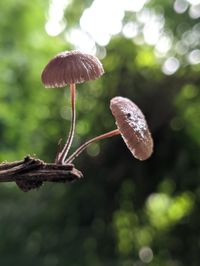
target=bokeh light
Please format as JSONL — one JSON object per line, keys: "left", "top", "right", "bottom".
{"left": 139, "top": 246, "right": 153, "bottom": 263}
{"left": 173, "top": 0, "right": 189, "bottom": 13}
{"left": 162, "top": 57, "right": 180, "bottom": 75}
{"left": 45, "top": 0, "right": 69, "bottom": 36}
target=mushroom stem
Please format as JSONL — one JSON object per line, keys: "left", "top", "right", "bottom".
{"left": 65, "top": 128, "right": 120, "bottom": 164}
{"left": 57, "top": 83, "right": 76, "bottom": 164}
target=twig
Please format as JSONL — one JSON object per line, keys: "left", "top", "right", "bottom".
{"left": 0, "top": 156, "right": 83, "bottom": 192}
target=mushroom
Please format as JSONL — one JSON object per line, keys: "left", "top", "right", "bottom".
{"left": 110, "top": 96, "right": 153, "bottom": 160}
{"left": 65, "top": 96, "right": 153, "bottom": 163}
{"left": 41, "top": 50, "right": 104, "bottom": 164}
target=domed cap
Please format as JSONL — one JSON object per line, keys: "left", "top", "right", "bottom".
{"left": 41, "top": 50, "right": 104, "bottom": 88}
{"left": 110, "top": 96, "right": 153, "bottom": 160}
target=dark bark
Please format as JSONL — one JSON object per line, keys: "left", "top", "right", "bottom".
{"left": 0, "top": 156, "right": 83, "bottom": 192}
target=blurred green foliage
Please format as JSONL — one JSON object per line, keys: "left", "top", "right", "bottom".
{"left": 0, "top": 0, "right": 200, "bottom": 265}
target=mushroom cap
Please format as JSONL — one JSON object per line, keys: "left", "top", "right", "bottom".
{"left": 41, "top": 50, "right": 104, "bottom": 88}
{"left": 110, "top": 96, "right": 153, "bottom": 160}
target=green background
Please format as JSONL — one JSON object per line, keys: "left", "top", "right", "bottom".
{"left": 0, "top": 0, "right": 200, "bottom": 265}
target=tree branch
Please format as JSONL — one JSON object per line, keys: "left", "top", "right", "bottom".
{"left": 0, "top": 156, "right": 83, "bottom": 192}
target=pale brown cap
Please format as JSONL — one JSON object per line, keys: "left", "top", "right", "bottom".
{"left": 41, "top": 50, "right": 104, "bottom": 88}
{"left": 110, "top": 96, "right": 153, "bottom": 160}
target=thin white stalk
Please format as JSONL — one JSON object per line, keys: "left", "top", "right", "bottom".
{"left": 57, "top": 83, "right": 76, "bottom": 164}
{"left": 65, "top": 129, "right": 120, "bottom": 164}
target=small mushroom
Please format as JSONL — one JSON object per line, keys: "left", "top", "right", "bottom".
{"left": 65, "top": 96, "right": 153, "bottom": 163}
{"left": 41, "top": 50, "right": 104, "bottom": 164}
{"left": 110, "top": 96, "right": 153, "bottom": 160}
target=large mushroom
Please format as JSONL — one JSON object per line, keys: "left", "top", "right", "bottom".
{"left": 65, "top": 96, "right": 153, "bottom": 163}
{"left": 41, "top": 50, "right": 104, "bottom": 164}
